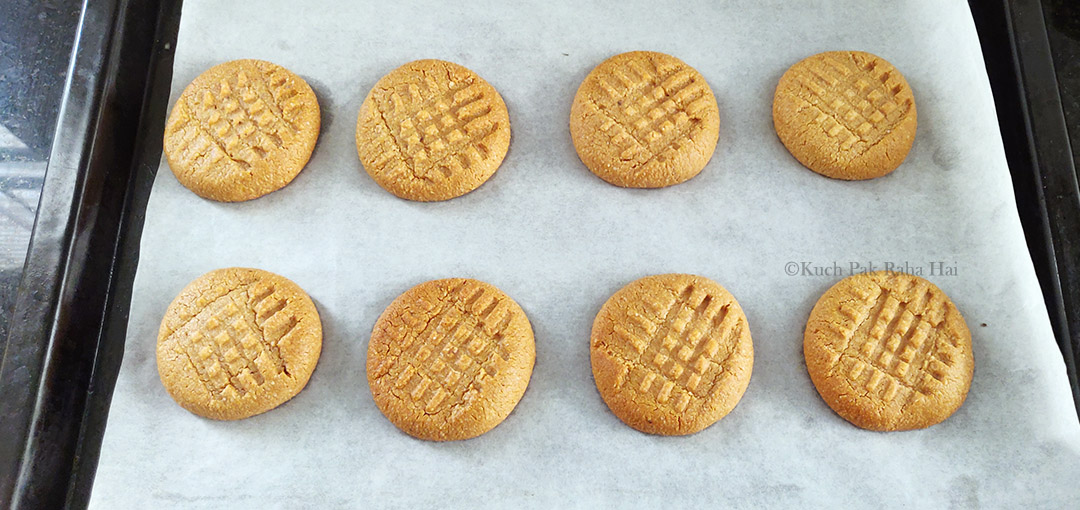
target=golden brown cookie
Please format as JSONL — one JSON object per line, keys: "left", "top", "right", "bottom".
{"left": 804, "top": 271, "right": 973, "bottom": 431}
{"left": 570, "top": 51, "right": 720, "bottom": 188}
{"left": 163, "top": 59, "right": 321, "bottom": 201}
{"left": 590, "top": 274, "right": 753, "bottom": 435}
{"left": 773, "top": 51, "right": 917, "bottom": 180}
{"left": 367, "top": 278, "right": 535, "bottom": 440}
{"left": 157, "top": 268, "right": 322, "bottom": 420}
{"left": 356, "top": 60, "right": 511, "bottom": 202}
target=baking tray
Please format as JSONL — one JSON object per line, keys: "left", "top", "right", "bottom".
{"left": 970, "top": 0, "right": 1080, "bottom": 411}
{"left": 97, "top": 0, "right": 1080, "bottom": 505}
{"left": 0, "top": 0, "right": 1076, "bottom": 508}
{"left": 0, "top": 0, "right": 181, "bottom": 508}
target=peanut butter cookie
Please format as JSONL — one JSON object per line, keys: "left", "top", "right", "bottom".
{"left": 163, "top": 59, "right": 321, "bottom": 201}
{"left": 570, "top": 51, "right": 720, "bottom": 188}
{"left": 367, "top": 278, "right": 535, "bottom": 440}
{"left": 157, "top": 268, "right": 323, "bottom": 420}
{"left": 773, "top": 51, "right": 917, "bottom": 180}
{"left": 804, "top": 271, "right": 973, "bottom": 431}
{"left": 356, "top": 60, "right": 512, "bottom": 201}
{"left": 591, "top": 274, "right": 753, "bottom": 435}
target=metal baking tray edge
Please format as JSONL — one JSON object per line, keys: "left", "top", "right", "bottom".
{"left": 971, "top": 0, "right": 1080, "bottom": 414}
{"left": 0, "top": 0, "right": 181, "bottom": 508}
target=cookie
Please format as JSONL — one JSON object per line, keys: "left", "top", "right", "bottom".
{"left": 163, "top": 59, "right": 321, "bottom": 201}
{"left": 367, "top": 278, "right": 535, "bottom": 440}
{"left": 804, "top": 271, "right": 973, "bottom": 431}
{"left": 157, "top": 268, "right": 322, "bottom": 420}
{"left": 356, "top": 60, "right": 511, "bottom": 201}
{"left": 772, "top": 51, "right": 917, "bottom": 180}
{"left": 590, "top": 274, "right": 753, "bottom": 435}
{"left": 570, "top": 51, "right": 720, "bottom": 188}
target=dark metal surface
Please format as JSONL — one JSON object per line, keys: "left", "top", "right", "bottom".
{"left": 1043, "top": 0, "right": 1080, "bottom": 175}
{"left": 0, "top": 0, "right": 81, "bottom": 352}
{"left": 971, "top": 0, "right": 1080, "bottom": 414}
{"left": 0, "top": 0, "right": 179, "bottom": 508}
{"left": 0, "top": 0, "right": 82, "bottom": 159}
{"left": 67, "top": 0, "right": 182, "bottom": 504}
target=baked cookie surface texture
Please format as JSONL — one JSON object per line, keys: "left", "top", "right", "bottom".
{"left": 773, "top": 50, "right": 916, "bottom": 180}
{"left": 591, "top": 273, "right": 753, "bottom": 435}
{"left": 804, "top": 271, "right": 973, "bottom": 431}
{"left": 157, "top": 267, "right": 323, "bottom": 420}
{"left": 367, "top": 278, "right": 535, "bottom": 440}
{"left": 356, "top": 59, "right": 511, "bottom": 201}
{"left": 570, "top": 51, "right": 720, "bottom": 188}
{"left": 163, "top": 59, "right": 321, "bottom": 201}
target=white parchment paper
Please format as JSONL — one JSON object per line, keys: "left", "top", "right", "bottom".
{"left": 90, "top": 0, "right": 1080, "bottom": 507}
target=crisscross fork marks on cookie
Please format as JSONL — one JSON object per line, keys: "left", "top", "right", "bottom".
{"left": 393, "top": 283, "right": 515, "bottom": 414}
{"left": 247, "top": 282, "right": 298, "bottom": 372}
{"left": 824, "top": 281, "right": 953, "bottom": 405}
{"left": 591, "top": 60, "right": 711, "bottom": 167}
{"left": 793, "top": 53, "right": 912, "bottom": 152}
{"left": 610, "top": 284, "right": 740, "bottom": 413}
{"left": 262, "top": 66, "right": 306, "bottom": 130}
{"left": 172, "top": 285, "right": 293, "bottom": 399}
{"left": 173, "top": 64, "right": 303, "bottom": 175}
{"left": 370, "top": 76, "right": 500, "bottom": 182}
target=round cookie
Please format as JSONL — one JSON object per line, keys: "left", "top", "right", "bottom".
{"left": 590, "top": 274, "right": 753, "bottom": 435}
{"left": 367, "top": 278, "right": 535, "bottom": 440}
{"left": 157, "top": 268, "right": 322, "bottom": 420}
{"left": 163, "top": 59, "right": 321, "bottom": 201}
{"left": 804, "top": 271, "right": 973, "bottom": 431}
{"left": 356, "top": 60, "right": 512, "bottom": 202}
{"left": 772, "top": 50, "right": 917, "bottom": 180}
{"left": 570, "top": 51, "right": 720, "bottom": 188}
